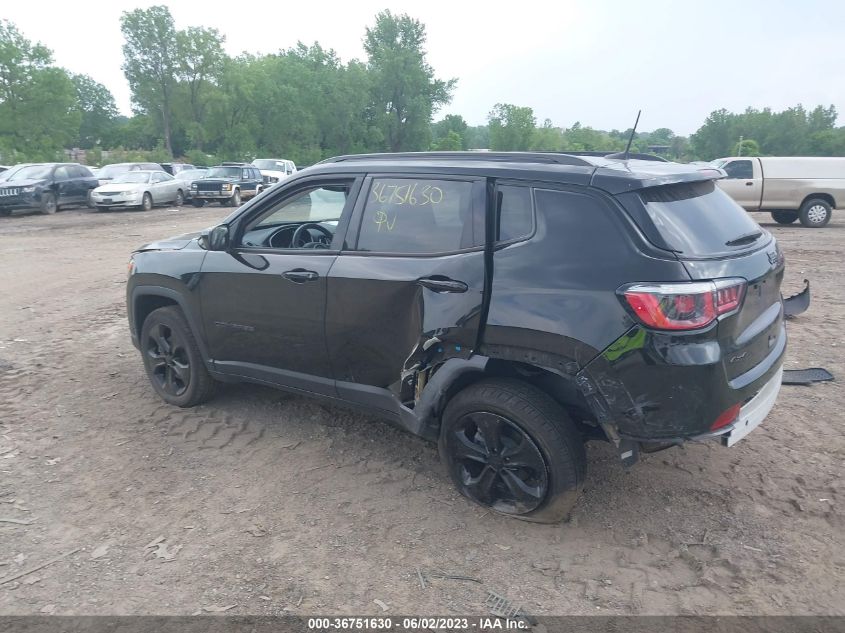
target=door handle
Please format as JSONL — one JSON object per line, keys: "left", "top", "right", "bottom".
{"left": 745, "top": 181, "right": 754, "bottom": 186}
{"left": 283, "top": 269, "right": 319, "bottom": 283}
{"left": 418, "top": 276, "right": 468, "bottom": 293}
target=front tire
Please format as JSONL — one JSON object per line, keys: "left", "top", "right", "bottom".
{"left": 799, "top": 198, "right": 832, "bottom": 228}
{"left": 174, "top": 190, "right": 184, "bottom": 207}
{"left": 771, "top": 210, "right": 798, "bottom": 225}
{"left": 439, "top": 378, "right": 587, "bottom": 523}
{"left": 192, "top": 199, "right": 206, "bottom": 208}
{"left": 227, "top": 189, "right": 241, "bottom": 207}
{"left": 39, "top": 192, "right": 56, "bottom": 215}
{"left": 140, "top": 192, "right": 153, "bottom": 212}
{"left": 140, "top": 306, "right": 215, "bottom": 407}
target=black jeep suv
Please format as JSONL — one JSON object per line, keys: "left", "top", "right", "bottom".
{"left": 127, "top": 152, "right": 786, "bottom": 522}
{"left": 0, "top": 163, "right": 98, "bottom": 215}
{"left": 190, "top": 164, "right": 263, "bottom": 207}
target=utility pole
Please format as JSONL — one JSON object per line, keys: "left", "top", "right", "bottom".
{"left": 737, "top": 135, "right": 744, "bottom": 157}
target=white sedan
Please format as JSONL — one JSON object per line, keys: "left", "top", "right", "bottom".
{"left": 90, "top": 170, "right": 185, "bottom": 211}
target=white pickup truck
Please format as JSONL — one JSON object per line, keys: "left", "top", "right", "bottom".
{"left": 712, "top": 156, "right": 845, "bottom": 227}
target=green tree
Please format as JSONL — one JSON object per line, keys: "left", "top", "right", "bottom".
{"left": 432, "top": 130, "right": 462, "bottom": 150}
{"left": 364, "top": 10, "right": 455, "bottom": 151}
{"left": 734, "top": 138, "right": 760, "bottom": 156}
{"left": 431, "top": 114, "right": 468, "bottom": 149}
{"left": 175, "top": 26, "right": 226, "bottom": 150}
{"left": 120, "top": 6, "right": 179, "bottom": 156}
{"left": 0, "top": 20, "right": 79, "bottom": 160}
{"left": 71, "top": 74, "right": 119, "bottom": 148}
{"left": 488, "top": 103, "right": 535, "bottom": 150}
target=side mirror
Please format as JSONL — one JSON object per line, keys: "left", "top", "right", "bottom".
{"left": 199, "top": 225, "right": 229, "bottom": 251}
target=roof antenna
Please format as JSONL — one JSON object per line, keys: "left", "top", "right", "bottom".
{"left": 622, "top": 110, "right": 641, "bottom": 160}
{"left": 605, "top": 110, "right": 641, "bottom": 161}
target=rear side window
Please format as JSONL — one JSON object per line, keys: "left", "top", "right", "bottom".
{"left": 639, "top": 180, "right": 765, "bottom": 256}
{"left": 356, "top": 178, "right": 480, "bottom": 253}
{"left": 496, "top": 185, "right": 533, "bottom": 242}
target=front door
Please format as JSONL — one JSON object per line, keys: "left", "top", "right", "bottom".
{"left": 717, "top": 159, "right": 760, "bottom": 209}
{"left": 199, "top": 177, "right": 360, "bottom": 396}
{"left": 326, "top": 175, "right": 487, "bottom": 408}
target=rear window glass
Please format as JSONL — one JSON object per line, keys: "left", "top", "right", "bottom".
{"left": 639, "top": 180, "right": 765, "bottom": 256}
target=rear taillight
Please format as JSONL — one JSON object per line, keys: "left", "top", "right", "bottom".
{"left": 619, "top": 279, "right": 746, "bottom": 331}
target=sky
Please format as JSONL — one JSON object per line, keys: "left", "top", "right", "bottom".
{"left": 4, "top": 0, "right": 845, "bottom": 135}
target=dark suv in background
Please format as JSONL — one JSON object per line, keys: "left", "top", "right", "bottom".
{"left": 127, "top": 152, "right": 786, "bottom": 522}
{"left": 0, "top": 163, "right": 98, "bottom": 215}
{"left": 190, "top": 164, "right": 263, "bottom": 207}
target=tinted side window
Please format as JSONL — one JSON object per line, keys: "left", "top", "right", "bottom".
{"left": 356, "top": 178, "right": 479, "bottom": 254}
{"left": 54, "top": 166, "right": 70, "bottom": 180}
{"left": 534, "top": 188, "right": 627, "bottom": 259}
{"left": 497, "top": 185, "right": 533, "bottom": 241}
{"left": 724, "top": 160, "right": 753, "bottom": 179}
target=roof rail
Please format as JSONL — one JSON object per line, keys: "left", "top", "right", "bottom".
{"left": 319, "top": 151, "right": 594, "bottom": 167}
{"left": 565, "top": 150, "right": 669, "bottom": 163}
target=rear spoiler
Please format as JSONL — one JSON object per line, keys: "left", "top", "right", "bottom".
{"left": 591, "top": 166, "right": 727, "bottom": 195}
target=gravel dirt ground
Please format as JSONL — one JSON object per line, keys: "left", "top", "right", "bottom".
{"left": 0, "top": 204, "right": 842, "bottom": 617}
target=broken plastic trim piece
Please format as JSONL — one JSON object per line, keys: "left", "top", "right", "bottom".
{"left": 782, "top": 367, "right": 834, "bottom": 385}
{"left": 783, "top": 279, "right": 810, "bottom": 318}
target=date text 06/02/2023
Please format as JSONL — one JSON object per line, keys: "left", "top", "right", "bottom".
{"left": 306, "top": 617, "right": 528, "bottom": 630}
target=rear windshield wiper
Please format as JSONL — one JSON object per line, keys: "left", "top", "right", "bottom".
{"left": 725, "top": 231, "right": 762, "bottom": 246}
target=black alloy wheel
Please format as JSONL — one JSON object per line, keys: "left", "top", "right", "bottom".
{"left": 446, "top": 411, "right": 548, "bottom": 514}
{"left": 139, "top": 306, "right": 215, "bottom": 407}
{"left": 145, "top": 322, "right": 191, "bottom": 397}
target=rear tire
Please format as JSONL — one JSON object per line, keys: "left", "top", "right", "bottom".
{"left": 439, "top": 378, "right": 586, "bottom": 523}
{"left": 39, "top": 192, "right": 56, "bottom": 215}
{"left": 798, "top": 198, "right": 832, "bottom": 228}
{"left": 771, "top": 210, "right": 798, "bottom": 225}
{"left": 140, "top": 306, "right": 215, "bottom": 407}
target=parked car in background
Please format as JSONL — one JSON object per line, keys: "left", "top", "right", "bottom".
{"left": 161, "top": 163, "right": 196, "bottom": 176}
{"left": 90, "top": 170, "right": 185, "bottom": 212}
{"left": 712, "top": 156, "right": 845, "bottom": 227}
{"left": 0, "top": 166, "right": 9, "bottom": 174}
{"left": 173, "top": 168, "right": 208, "bottom": 201}
{"left": 252, "top": 158, "right": 297, "bottom": 185}
{"left": 128, "top": 151, "right": 786, "bottom": 522}
{"left": 0, "top": 163, "right": 97, "bottom": 216}
{"left": 190, "top": 165, "right": 263, "bottom": 206}
{"left": 97, "top": 162, "right": 164, "bottom": 187}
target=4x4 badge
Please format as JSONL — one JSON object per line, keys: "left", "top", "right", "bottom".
{"left": 767, "top": 250, "right": 778, "bottom": 266}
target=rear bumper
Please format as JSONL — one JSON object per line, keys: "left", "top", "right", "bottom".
{"left": 719, "top": 364, "right": 782, "bottom": 446}
{"left": 579, "top": 321, "right": 787, "bottom": 441}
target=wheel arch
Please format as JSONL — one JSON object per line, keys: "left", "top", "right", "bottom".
{"left": 415, "top": 354, "right": 605, "bottom": 442}
{"left": 801, "top": 193, "right": 835, "bottom": 209}
{"left": 130, "top": 286, "right": 212, "bottom": 368}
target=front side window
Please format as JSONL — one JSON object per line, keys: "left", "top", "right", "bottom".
{"left": 254, "top": 185, "right": 349, "bottom": 229}
{"left": 356, "top": 178, "right": 478, "bottom": 253}
{"left": 54, "top": 166, "right": 70, "bottom": 180}
{"left": 723, "top": 160, "right": 753, "bottom": 179}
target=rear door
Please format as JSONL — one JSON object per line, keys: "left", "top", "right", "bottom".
{"left": 325, "top": 174, "right": 487, "bottom": 410}
{"left": 716, "top": 159, "right": 762, "bottom": 209}
{"left": 52, "top": 166, "right": 75, "bottom": 204}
